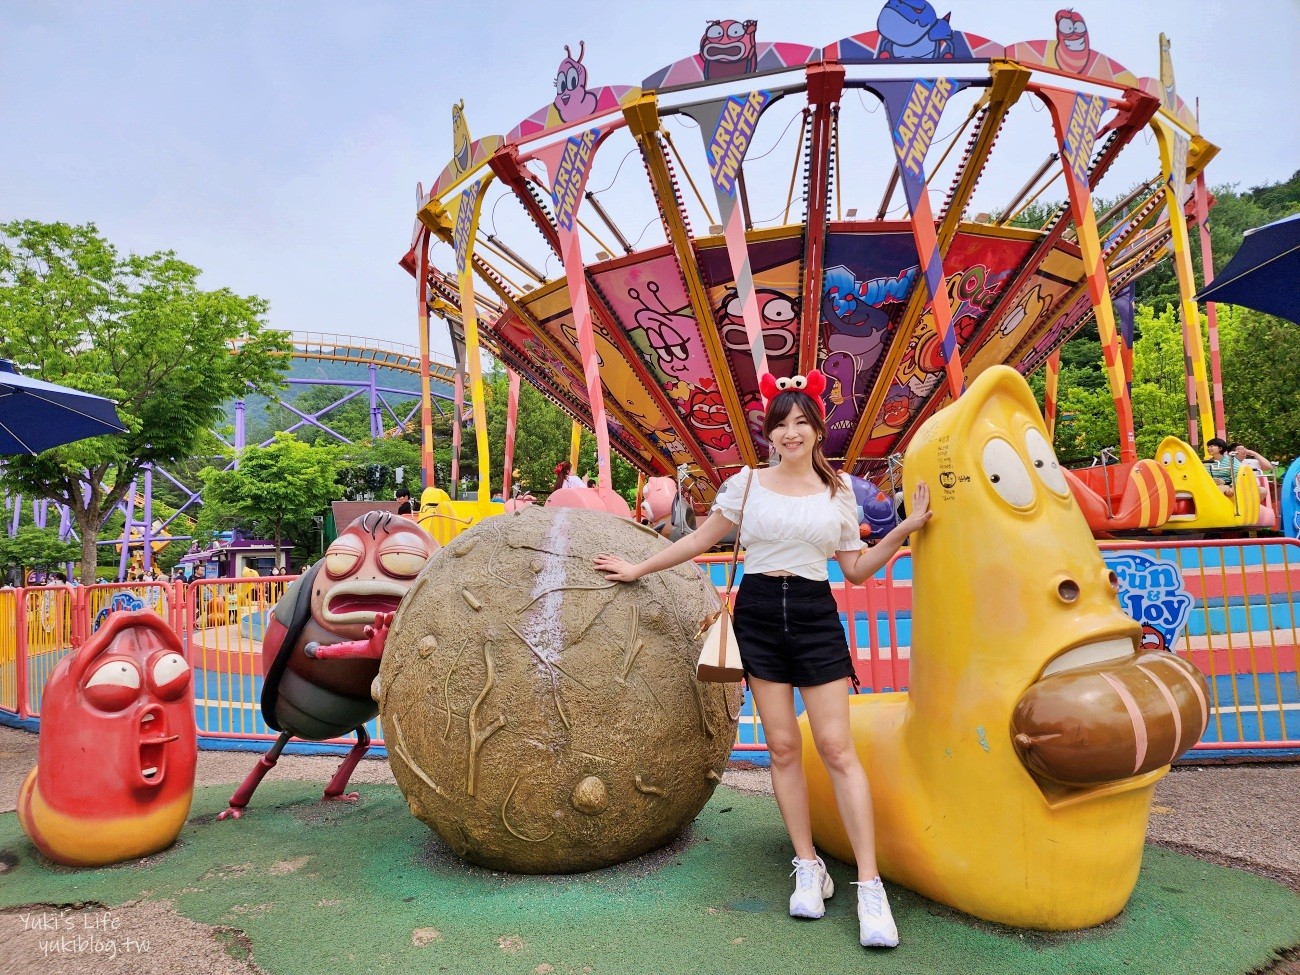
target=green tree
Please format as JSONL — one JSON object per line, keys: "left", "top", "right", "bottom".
{"left": 0, "top": 221, "right": 291, "bottom": 583}
{"left": 1219, "top": 306, "right": 1300, "bottom": 462}
{"left": 481, "top": 365, "right": 640, "bottom": 500}
{"left": 0, "top": 525, "right": 80, "bottom": 583}
{"left": 198, "top": 434, "right": 340, "bottom": 569}
{"left": 336, "top": 433, "right": 422, "bottom": 501}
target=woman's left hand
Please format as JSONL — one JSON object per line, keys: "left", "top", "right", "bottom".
{"left": 900, "top": 481, "right": 932, "bottom": 534}
{"left": 593, "top": 554, "right": 641, "bottom": 583}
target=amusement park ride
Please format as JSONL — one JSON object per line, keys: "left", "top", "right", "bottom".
{"left": 400, "top": 3, "right": 1268, "bottom": 540}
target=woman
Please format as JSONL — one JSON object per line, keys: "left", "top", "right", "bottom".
{"left": 1204, "top": 438, "right": 1236, "bottom": 496}
{"left": 594, "top": 372, "right": 930, "bottom": 950}
{"left": 551, "top": 461, "right": 587, "bottom": 493}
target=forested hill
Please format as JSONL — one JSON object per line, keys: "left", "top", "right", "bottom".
{"left": 1135, "top": 169, "right": 1300, "bottom": 311}
{"left": 1042, "top": 169, "right": 1300, "bottom": 464}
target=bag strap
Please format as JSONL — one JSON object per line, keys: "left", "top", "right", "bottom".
{"left": 722, "top": 468, "right": 754, "bottom": 601}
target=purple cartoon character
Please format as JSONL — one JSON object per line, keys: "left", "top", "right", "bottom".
{"left": 554, "top": 43, "right": 598, "bottom": 123}
{"left": 700, "top": 20, "right": 758, "bottom": 80}
{"left": 877, "top": 0, "right": 954, "bottom": 60}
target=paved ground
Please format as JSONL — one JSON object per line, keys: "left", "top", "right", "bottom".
{"left": 1, "top": 726, "right": 1297, "bottom": 974}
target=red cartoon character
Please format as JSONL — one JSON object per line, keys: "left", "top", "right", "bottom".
{"left": 686, "top": 379, "right": 734, "bottom": 450}
{"left": 700, "top": 19, "right": 758, "bottom": 80}
{"left": 18, "top": 610, "right": 196, "bottom": 866}
{"left": 1053, "top": 8, "right": 1094, "bottom": 75}
{"left": 219, "top": 512, "right": 436, "bottom": 820}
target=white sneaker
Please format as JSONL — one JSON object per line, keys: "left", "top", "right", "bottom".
{"left": 854, "top": 877, "right": 899, "bottom": 947}
{"left": 789, "top": 856, "right": 834, "bottom": 918}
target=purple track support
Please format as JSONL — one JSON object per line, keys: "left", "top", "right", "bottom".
{"left": 271, "top": 389, "right": 367, "bottom": 445}
{"left": 10, "top": 494, "right": 20, "bottom": 537}
{"left": 118, "top": 477, "right": 137, "bottom": 581}
{"left": 142, "top": 465, "right": 154, "bottom": 573}
{"left": 235, "top": 400, "right": 246, "bottom": 459}
{"left": 369, "top": 365, "right": 381, "bottom": 439}
{"left": 152, "top": 465, "right": 204, "bottom": 532}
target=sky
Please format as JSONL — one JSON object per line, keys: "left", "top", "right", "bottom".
{"left": 4, "top": 1, "right": 1297, "bottom": 360}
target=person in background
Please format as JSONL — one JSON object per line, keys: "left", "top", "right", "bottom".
{"left": 1231, "top": 442, "right": 1273, "bottom": 474}
{"left": 1204, "top": 438, "right": 1236, "bottom": 496}
{"left": 396, "top": 486, "right": 414, "bottom": 516}
{"left": 551, "top": 461, "right": 587, "bottom": 493}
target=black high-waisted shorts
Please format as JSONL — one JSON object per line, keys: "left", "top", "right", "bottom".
{"left": 731, "top": 573, "right": 856, "bottom": 688}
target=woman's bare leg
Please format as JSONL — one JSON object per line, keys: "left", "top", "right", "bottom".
{"left": 800, "top": 679, "right": 878, "bottom": 880}
{"left": 747, "top": 675, "right": 815, "bottom": 860}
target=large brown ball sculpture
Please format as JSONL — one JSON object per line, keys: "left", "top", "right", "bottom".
{"left": 377, "top": 506, "right": 742, "bottom": 873}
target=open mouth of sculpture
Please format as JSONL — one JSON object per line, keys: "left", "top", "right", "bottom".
{"left": 138, "top": 707, "right": 177, "bottom": 787}
{"left": 1012, "top": 634, "right": 1209, "bottom": 796}
{"left": 1169, "top": 491, "right": 1197, "bottom": 520}
{"left": 323, "top": 585, "right": 405, "bottom": 625}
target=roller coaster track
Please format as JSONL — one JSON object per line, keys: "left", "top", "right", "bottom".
{"left": 289, "top": 331, "right": 459, "bottom": 386}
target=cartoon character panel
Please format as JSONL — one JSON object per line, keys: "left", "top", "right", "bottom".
{"left": 1004, "top": 9, "right": 1139, "bottom": 87}
{"left": 505, "top": 41, "right": 635, "bottom": 145}
{"left": 824, "top": 1, "right": 1002, "bottom": 62}
{"left": 697, "top": 234, "right": 804, "bottom": 442}
{"left": 513, "top": 285, "right": 701, "bottom": 472}
{"left": 861, "top": 230, "right": 1033, "bottom": 451}
{"left": 642, "top": 19, "right": 819, "bottom": 92}
{"left": 816, "top": 230, "right": 921, "bottom": 457}
{"left": 589, "top": 252, "right": 744, "bottom": 465}
{"left": 487, "top": 314, "right": 660, "bottom": 470}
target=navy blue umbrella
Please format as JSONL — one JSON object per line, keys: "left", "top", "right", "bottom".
{"left": 0, "top": 360, "right": 127, "bottom": 455}
{"left": 1195, "top": 212, "right": 1300, "bottom": 325}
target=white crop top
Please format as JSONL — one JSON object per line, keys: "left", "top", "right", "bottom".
{"left": 710, "top": 467, "right": 864, "bottom": 580}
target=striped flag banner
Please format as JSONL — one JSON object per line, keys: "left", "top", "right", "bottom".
{"left": 873, "top": 78, "right": 973, "bottom": 400}
{"left": 682, "top": 90, "right": 779, "bottom": 379}
{"left": 1038, "top": 87, "right": 1136, "bottom": 463}
{"left": 1045, "top": 349, "right": 1061, "bottom": 440}
{"left": 533, "top": 126, "right": 616, "bottom": 490}
{"left": 503, "top": 369, "right": 520, "bottom": 497}
{"left": 450, "top": 178, "right": 495, "bottom": 501}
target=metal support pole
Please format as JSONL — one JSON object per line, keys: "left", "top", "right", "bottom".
{"left": 118, "top": 478, "right": 137, "bottom": 581}
{"left": 142, "top": 465, "right": 154, "bottom": 574}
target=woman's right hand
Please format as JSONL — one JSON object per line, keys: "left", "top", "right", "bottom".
{"left": 593, "top": 554, "right": 641, "bottom": 583}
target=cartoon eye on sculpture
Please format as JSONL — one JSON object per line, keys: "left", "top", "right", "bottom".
{"left": 876, "top": 0, "right": 955, "bottom": 60}
{"left": 18, "top": 611, "right": 197, "bottom": 866}
{"left": 553, "top": 42, "right": 599, "bottom": 123}
{"left": 218, "top": 512, "right": 436, "bottom": 820}
{"left": 700, "top": 19, "right": 758, "bottom": 79}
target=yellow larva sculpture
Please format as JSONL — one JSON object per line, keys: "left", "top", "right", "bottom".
{"left": 802, "top": 366, "right": 1208, "bottom": 930}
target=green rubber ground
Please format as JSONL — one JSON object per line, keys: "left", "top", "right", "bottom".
{"left": 3, "top": 782, "right": 1298, "bottom": 975}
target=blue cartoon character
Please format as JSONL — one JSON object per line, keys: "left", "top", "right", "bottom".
{"left": 877, "top": 0, "right": 954, "bottom": 60}
{"left": 822, "top": 265, "right": 916, "bottom": 366}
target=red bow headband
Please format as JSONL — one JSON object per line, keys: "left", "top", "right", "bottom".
{"left": 758, "top": 371, "right": 827, "bottom": 419}
{"left": 554, "top": 463, "right": 567, "bottom": 475}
